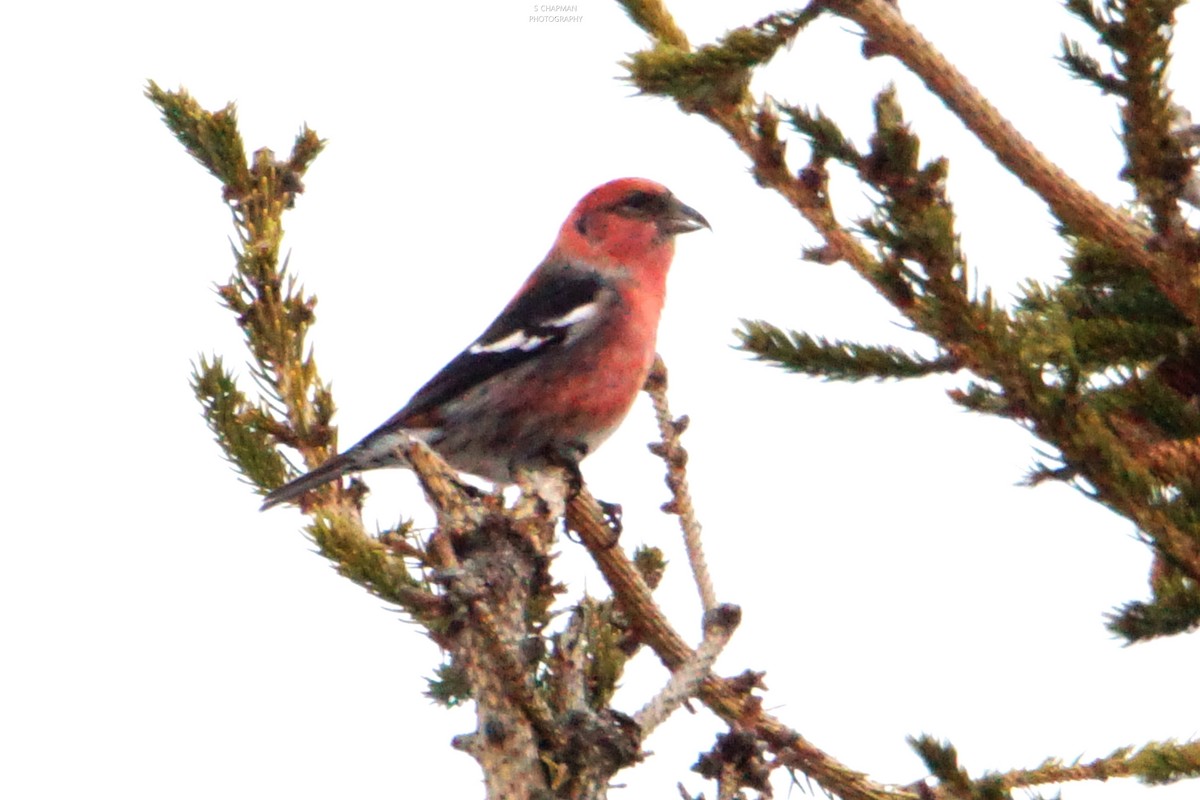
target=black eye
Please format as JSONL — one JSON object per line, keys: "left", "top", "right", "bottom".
{"left": 623, "top": 191, "right": 655, "bottom": 208}
{"left": 617, "top": 190, "right": 662, "bottom": 214}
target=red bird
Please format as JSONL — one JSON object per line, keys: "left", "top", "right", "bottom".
{"left": 261, "top": 178, "right": 708, "bottom": 510}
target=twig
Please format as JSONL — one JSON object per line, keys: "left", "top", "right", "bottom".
{"left": 634, "top": 604, "right": 741, "bottom": 736}
{"left": 645, "top": 355, "right": 718, "bottom": 612}
{"left": 995, "top": 754, "right": 1133, "bottom": 789}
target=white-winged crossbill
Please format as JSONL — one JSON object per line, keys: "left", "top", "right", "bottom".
{"left": 261, "top": 177, "right": 708, "bottom": 510}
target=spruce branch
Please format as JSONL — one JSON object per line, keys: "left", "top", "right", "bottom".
{"left": 306, "top": 510, "right": 448, "bottom": 629}
{"left": 1059, "top": 35, "right": 1124, "bottom": 95}
{"left": 192, "top": 354, "right": 289, "bottom": 489}
{"left": 621, "top": 5, "right": 820, "bottom": 111}
{"left": 1077, "top": 0, "right": 1192, "bottom": 236}
{"left": 781, "top": 103, "right": 862, "bottom": 166}
{"left": 908, "top": 734, "right": 1200, "bottom": 796}
{"left": 1108, "top": 557, "right": 1200, "bottom": 641}
{"left": 620, "top": 0, "right": 1200, "bottom": 635}
{"left": 736, "top": 322, "right": 959, "bottom": 380}
{"left": 818, "top": 0, "right": 1200, "bottom": 330}
{"left": 145, "top": 81, "right": 250, "bottom": 188}
{"left": 1063, "top": 0, "right": 1105, "bottom": 31}
{"left": 151, "top": 86, "right": 461, "bottom": 629}
{"left": 148, "top": 82, "right": 334, "bottom": 493}
{"left": 614, "top": 1, "right": 1200, "bottom": 792}
{"left": 617, "top": 0, "right": 690, "bottom": 49}
{"left": 1125, "top": 738, "right": 1200, "bottom": 785}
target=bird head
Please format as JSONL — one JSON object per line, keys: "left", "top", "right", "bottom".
{"left": 559, "top": 178, "right": 710, "bottom": 267}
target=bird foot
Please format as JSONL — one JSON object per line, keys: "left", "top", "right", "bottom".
{"left": 596, "top": 499, "right": 623, "bottom": 539}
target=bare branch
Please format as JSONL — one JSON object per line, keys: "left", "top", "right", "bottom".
{"left": 634, "top": 604, "right": 740, "bottom": 736}
{"left": 645, "top": 356, "right": 717, "bottom": 612}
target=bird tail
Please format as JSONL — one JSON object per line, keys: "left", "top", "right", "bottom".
{"left": 260, "top": 454, "right": 357, "bottom": 511}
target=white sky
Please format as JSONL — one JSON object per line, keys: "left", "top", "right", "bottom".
{"left": 4, "top": 1, "right": 1200, "bottom": 798}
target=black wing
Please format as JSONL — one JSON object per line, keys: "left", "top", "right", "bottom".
{"left": 384, "top": 267, "right": 611, "bottom": 426}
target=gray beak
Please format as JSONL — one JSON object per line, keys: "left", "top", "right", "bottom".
{"left": 659, "top": 196, "right": 711, "bottom": 235}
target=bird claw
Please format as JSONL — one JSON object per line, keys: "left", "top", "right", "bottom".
{"left": 456, "top": 478, "right": 486, "bottom": 500}
{"left": 560, "top": 497, "right": 622, "bottom": 547}
{"left": 597, "top": 499, "right": 623, "bottom": 538}
{"left": 546, "top": 445, "right": 623, "bottom": 540}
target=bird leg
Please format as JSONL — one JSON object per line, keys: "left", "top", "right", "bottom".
{"left": 536, "top": 442, "right": 624, "bottom": 542}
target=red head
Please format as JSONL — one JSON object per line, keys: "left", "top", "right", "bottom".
{"left": 554, "top": 178, "right": 709, "bottom": 273}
